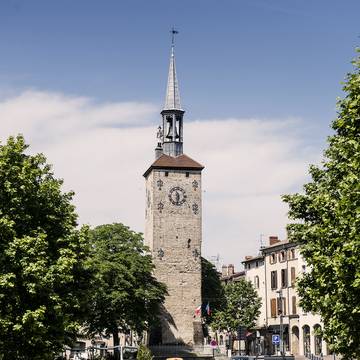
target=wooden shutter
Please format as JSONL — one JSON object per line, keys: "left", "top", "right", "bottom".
{"left": 291, "top": 267, "right": 296, "bottom": 286}
{"left": 292, "top": 296, "right": 297, "bottom": 314}
{"left": 271, "top": 298, "right": 277, "bottom": 317}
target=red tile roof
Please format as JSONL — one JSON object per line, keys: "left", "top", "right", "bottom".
{"left": 143, "top": 154, "right": 204, "bottom": 177}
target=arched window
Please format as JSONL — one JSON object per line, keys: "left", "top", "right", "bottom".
{"left": 291, "top": 326, "right": 299, "bottom": 355}
{"left": 303, "top": 325, "right": 311, "bottom": 356}
{"left": 314, "top": 324, "right": 322, "bottom": 355}
{"left": 254, "top": 275, "right": 260, "bottom": 288}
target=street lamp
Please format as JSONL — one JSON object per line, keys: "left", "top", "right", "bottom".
{"left": 276, "top": 289, "right": 284, "bottom": 356}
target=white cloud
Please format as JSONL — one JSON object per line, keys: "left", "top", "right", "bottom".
{"left": 0, "top": 90, "right": 320, "bottom": 267}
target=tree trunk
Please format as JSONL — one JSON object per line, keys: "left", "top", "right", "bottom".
{"left": 113, "top": 330, "right": 120, "bottom": 360}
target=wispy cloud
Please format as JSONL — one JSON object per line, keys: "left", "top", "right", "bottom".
{"left": 0, "top": 90, "right": 157, "bottom": 145}
{"left": 0, "top": 90, "right": 320, "bottom": 266}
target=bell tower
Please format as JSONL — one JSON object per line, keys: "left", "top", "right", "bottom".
{"left": 144, "top": 30, "right": 204, "bottom": 346}
{"left": 161, "top": 32, "right": 184, "bottom": 157}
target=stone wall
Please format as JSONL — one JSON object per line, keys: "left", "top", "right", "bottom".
{"left": 145, "top": 168, "right": 203, "bottom": 345}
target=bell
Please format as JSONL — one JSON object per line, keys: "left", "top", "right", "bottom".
{"left": 166, "top": 123, "right": 173, "bottom": 139}
{"left": 166, "top": 115, "right": 173, "bottom": 139}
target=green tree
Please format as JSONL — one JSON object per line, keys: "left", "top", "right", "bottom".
{"left": 0, "top": 135, "right": 90, "bottom": 360}
{"left": 201, "top": 257, "right": 225, "bottom": 324}
{"left": 283, "top": 51, "right": 360, "bottom": 359}
{"left": 85, "top": 223, "right": 166, "bottom": 359}
{"left": 136, "top": 344, "right": 153, "bottom": 360}
{"left": 210, "top": 279, "right": 261, "bottom": 334}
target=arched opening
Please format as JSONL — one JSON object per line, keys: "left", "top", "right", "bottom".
{"left": 303, "top": 325, "right": 311, "bottom": 356}
{"left": 314, "top": 324, "right": 322, "bottom": 355}
{"left": 291, "top": 326, "right": 299, "bottom": 355}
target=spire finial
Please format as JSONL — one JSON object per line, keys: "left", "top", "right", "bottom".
{"left": 164, "top": 27, "right": 181, "bottom": 110}
{"left": 171, "top": 27, "right": 178, "bottom": 48}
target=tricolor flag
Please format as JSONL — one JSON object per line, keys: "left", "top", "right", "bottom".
{"left": 194, "top": 305, "right": 201, "bottom": 316}
{"left": 205, "top": 302, "right": 211, "bottom": 316}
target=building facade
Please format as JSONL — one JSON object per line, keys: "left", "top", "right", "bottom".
{"left": 144, "top": 35, "right": 204, "bottom": 345}
{"left": 242, "top": 236, "right": 329, "bottom": 357}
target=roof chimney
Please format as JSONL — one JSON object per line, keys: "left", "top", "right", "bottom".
{"left": 269, "top": 236, "right": 280, "bottom": 246}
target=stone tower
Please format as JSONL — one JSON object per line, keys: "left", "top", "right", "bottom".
{"left": 144, "top": 32, "right": 204, "bottom": 345}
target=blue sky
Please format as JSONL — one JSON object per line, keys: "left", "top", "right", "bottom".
{"left": 0, "top": 0, "right": 359, "bottom": 264}
{"left": 1, "top": 0, "right": 359, "bottom": 125}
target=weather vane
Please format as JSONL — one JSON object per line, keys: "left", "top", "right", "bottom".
{"left": 171, "top": 27, "right": 179, "bottom": 46}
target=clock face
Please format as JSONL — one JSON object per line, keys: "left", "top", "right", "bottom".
{"left": 168, "top": 186, "right": 187, "bottom": 206}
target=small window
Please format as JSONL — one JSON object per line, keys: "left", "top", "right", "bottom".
{"left": 255, "top": 261, "right": 259, "bottom": 268}
{"left": 165, "top": 171, "right": 169, "bottom": 177}
{"left": 270, "top": 253, "right": 277, "bottom": 264}
{"left": 254, "top": 276, "right": 260, "bottom": 289}
{"left": 271, "top": 270, "right": 277, "bottom": 289}
{"left": 186, "top": 172, "right": 189, "bottom": 177}
{"left": 289, "top": 248, "right": 296, "bottom": 259}
{"left": 281, "top": 268, "right": 287, "bottom": 288}
{"left": 279, "top": 250, "right": 287, "bottom": 262}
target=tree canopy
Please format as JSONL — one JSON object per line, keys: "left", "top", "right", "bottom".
{"left": 210, "top": 279, "right": 261, "bottom": 333}
{"left": 0, "top": 135, "right": 90, "bottom": 360}
{"left": 85, "top": 223, "right": 166, "bottom": 353}
{"left": 201, "top": 257, "right": 225, "bottom": 324}
{"left": 283, "top": 50, "right": 360, "bottom": 359}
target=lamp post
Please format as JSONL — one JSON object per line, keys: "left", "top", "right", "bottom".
{"left": 276, "top": 289, "right": 284, "bottom": 356}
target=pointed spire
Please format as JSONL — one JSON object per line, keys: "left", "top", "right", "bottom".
{"left": 164, "top": 28, "right": 182, "bottom": 110}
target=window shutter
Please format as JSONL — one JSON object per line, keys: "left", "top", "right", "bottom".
{"left": 271, "top": 298, "right": 277, "bottom": 317}
{"left": 291, "top": 267, "right": 296, "bottom": 286}
{"left": 292, "top": 296, "right": 297, "bottom": 314}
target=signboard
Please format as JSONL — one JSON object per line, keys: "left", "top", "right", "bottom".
{"left": 237, "top": 326, "right": 247, "bottom": 340}
{"left": 272, "top": 334, "right": 280, "bottom": 345}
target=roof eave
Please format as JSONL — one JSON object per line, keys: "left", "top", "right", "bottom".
{"left": 143, "top": 164, "right": 204, "bottom": 178}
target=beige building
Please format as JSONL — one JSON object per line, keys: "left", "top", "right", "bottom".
{"left": 242, "top": 236, "right": 329, "bottom": 357}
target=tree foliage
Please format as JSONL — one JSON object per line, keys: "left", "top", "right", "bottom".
{"left": 0, "top": 135, "right": 90, "bottom": 360}
{"left": 210, "top": 279, "right": 261, "bottom": 333}
{"left": 283, "top": 50, "right": 360, "bottom": 359}
{"left": 201, "top": 257, "right": 225, "bottom": 324}
{"left": 85, "top": 223, "right": 166, "bottom": 351}
{"left": 136, "top": 344, "right": 153, "bottom": 360}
